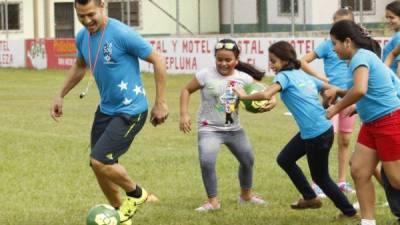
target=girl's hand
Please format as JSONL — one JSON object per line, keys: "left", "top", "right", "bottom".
{"left": 179, "top": 113, "right": 192, "bottom": 133}
{"left": 326, "top": 105, "right": 338, "bottom": 119}
{"left": 259, "top": 96, "right": 276, "bottom": 112}
{"left": 321, "top": 87, "right": 338, "bottom": 108}
{"left": 343, "top": 105, "right": 357, "bottom": 117}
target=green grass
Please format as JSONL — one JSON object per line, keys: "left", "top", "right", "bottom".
{"left": 0, "top": 68, "right": 393, "bottom": 225}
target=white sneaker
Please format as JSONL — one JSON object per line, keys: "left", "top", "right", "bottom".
{"left": 238, "top": 195, "right": 267, "bottom": 205}
{"left": 338, "top": 182, "right": 356, "bottom": 194}
{"left": 194, "top": 202, "right": 221, "bottom": 212}
{"left": 352, "top": 201, "right": 360, "bottom": 210}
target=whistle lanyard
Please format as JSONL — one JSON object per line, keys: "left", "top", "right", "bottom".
{"left": 88, "top": 19, "right": 107, "bottom": 78}
{"left": 80, "top": 18, "right": 107, "bottom": 98}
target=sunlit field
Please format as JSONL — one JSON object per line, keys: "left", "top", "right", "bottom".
{"left": 0, "top": 68, "right": 393, "bottom": 225}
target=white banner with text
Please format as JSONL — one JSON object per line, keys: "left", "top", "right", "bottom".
{"left": 141, "top": 37, "right": 390, "bottom": 75}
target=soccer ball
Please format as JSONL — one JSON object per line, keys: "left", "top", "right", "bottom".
{"left": 240, "top": 83, "right": 269, "bottom": 113}
{"left": 87, "top": 204, "right": 120, "bottom": 225}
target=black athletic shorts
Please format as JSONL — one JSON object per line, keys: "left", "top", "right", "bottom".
{"left": 90, "top": 107, "right": 148, "bottom": 164}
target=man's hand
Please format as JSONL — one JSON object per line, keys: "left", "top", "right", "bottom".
{"left": 51, "top": 96, "right": 64, "bottom": 122}
{"left": 150, "top": 102, "right": 168, "bottom": 126}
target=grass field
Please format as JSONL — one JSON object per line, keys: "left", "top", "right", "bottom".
{"left": 0, "top": 68, "right": 394, "bottom": 225}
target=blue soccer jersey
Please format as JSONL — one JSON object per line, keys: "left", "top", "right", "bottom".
{"left": 76, "top": 18, "right": 152, "bottom": 116}
{"left": 273, "top": 70, "right": 332, "bottom": 139}
{"left": 348, "top": 49, "right": 400, "bottom": 122}
{"left": 314, "top": 40, "right": 351, "bottom": 89}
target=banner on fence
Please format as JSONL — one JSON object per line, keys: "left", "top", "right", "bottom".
{"left": 0, "top": 40, "right": 25, "bottom": 68}
{"left": 0, "top": 37, "right": 391, "bottom": 73}
{"left": 26, "top": 39, "right": 76, "bottom": 70}
{"left": 141, "top": 37, "right": 327, "bottom": 75}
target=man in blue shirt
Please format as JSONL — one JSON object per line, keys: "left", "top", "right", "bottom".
{"left": 50, "top": 0, "right": 168, "bottom": 224}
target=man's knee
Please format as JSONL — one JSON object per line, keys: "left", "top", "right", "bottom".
{"left": 90, "top": 157, "right": 106, "bottom": 171}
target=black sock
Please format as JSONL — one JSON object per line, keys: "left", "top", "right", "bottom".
{"left": 127, "top": 185, "right": 142, "bottom": 198}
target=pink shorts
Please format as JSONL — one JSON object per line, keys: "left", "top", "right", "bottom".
{"left": 357, "top": 109, "right": 400, "bottom": 161}
{"left": 331, "top": 105, "right": 357, "bottom": 133}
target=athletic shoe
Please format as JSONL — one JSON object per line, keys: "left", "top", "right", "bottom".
{"left": 311, "top": 183, "right": 327, "bottom": 198}
{"left": 195, "top": 202, "right": 221, "bottom": 212}
{"left": 117, "top": 212, "right": 133, "bottom": 225}
{"left": 353, "top": 201, "right": 360, "bottom": 210}
{"left": 238, "top": 194, "right": 267, "bottom": 205}
{"left": 290, "top": 197, "right": 322, "bottom": 209}
{"left": 118, "top": 188, "right": 149, "bottom": 222}
{"left": 338, "top": 182, "right": 356, "bottom": 194}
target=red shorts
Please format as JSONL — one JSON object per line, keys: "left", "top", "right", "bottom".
{"left": 357, "top": 109, "right": 400, "bottom": 161}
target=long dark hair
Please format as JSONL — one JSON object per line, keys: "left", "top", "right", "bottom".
{"left": 268, "top": 41, "right": 301, "bottom": 72}
{"left": 215, "top": 39, "right": 265, "bottom": 81}
{"left": 386, "top": 1, "right": 400, "bottom": 17}
{"left": 330, "top": 20, "right": 381, "bottom": 57}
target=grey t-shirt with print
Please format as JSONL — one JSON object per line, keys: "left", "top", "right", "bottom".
{"left": 195, "top": 66, "right": 253, "bottom": 132}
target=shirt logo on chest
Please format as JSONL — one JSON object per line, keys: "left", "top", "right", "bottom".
{"left": 103, "top": 41, "right": 116, "bottom": 64}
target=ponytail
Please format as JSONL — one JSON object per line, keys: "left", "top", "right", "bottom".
{"left": 235, "top": 61, "right": 265, "bottom": 81}
{"left": 330, "top": 20, "right": 381, "bottom": 57}
{"left": 357, "top": 24, "right": 382, "bottom": 58}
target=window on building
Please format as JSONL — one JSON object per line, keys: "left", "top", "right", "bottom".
{"left": 54, "top": 3, "right": 75, "bottom": 38}
{"left": 341, "top": 0, "right": 373, "bottom": 12}
{"left": 108, "top": 1, "right": 140, "bottom": 27}
{"left": 279, "top": 0, "right": 298, "bottom": 15}
{"left": 0, "top": 3, "right": 21, "bottom": 30}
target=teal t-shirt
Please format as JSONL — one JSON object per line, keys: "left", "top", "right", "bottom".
{"left": 348, "top": 49, "right": 400, "bottom": 122}
{"left": 314, "top": 40, "right": 351, "bottom": 89}
{"left": 382, "top": 31, "right": 400, "bottom": 73}
{"left": 273, "top": 69, "right": 332, "bottom": 139}
{"left": 76, "top": 18, "right": 152, "bottom": 116}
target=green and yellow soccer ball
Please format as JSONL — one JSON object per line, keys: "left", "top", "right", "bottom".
{"left": 240, "top": 83, "right": 268, "bottom": 113}
{"left": 87, "top": 204, "right": 120, "bottom": 225}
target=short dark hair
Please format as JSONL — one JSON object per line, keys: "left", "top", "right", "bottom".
{"left": 268, "top": 41, "right": 301, "bottom": 72}
{"left": 75, "top": 0, "right": 102, "bottom": 6}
